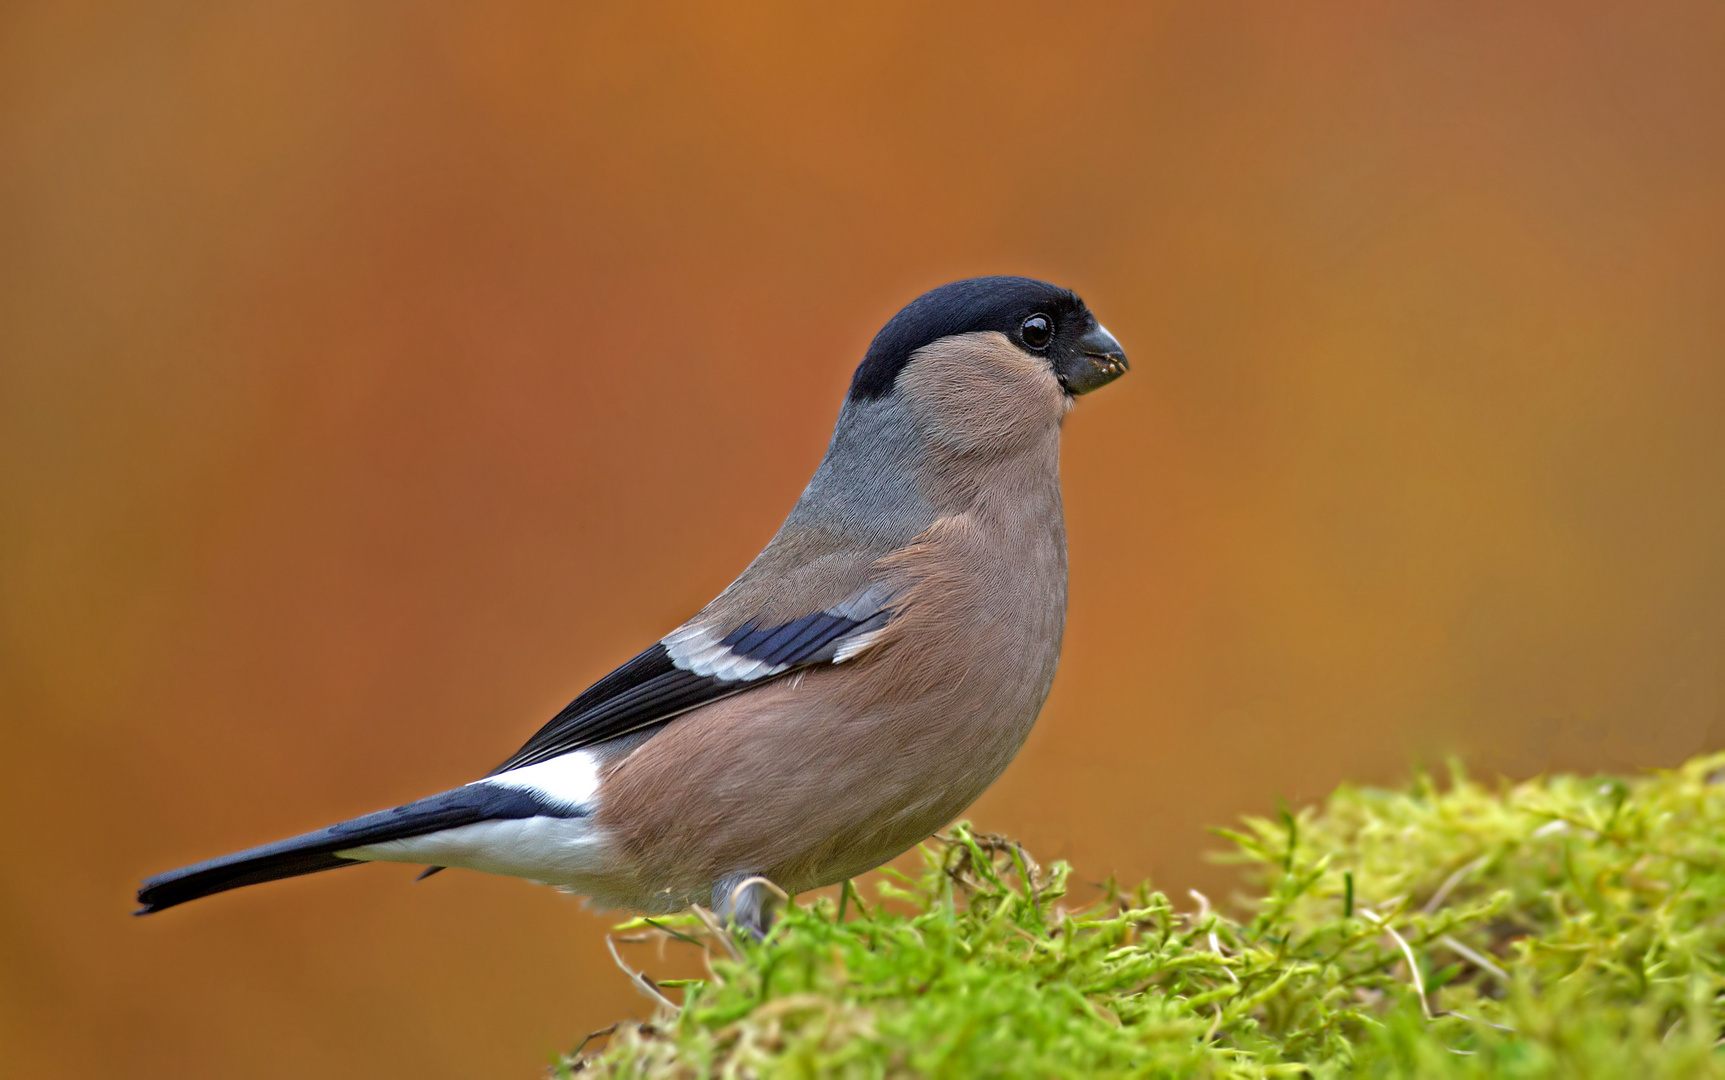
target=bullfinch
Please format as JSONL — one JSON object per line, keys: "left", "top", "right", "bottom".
{"left": 136, "top": 276, "right": 1128, "bottom": 935}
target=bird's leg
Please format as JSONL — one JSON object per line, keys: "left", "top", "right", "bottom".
{"left": 712, "top": 872, "right": 787, "bottom": 942}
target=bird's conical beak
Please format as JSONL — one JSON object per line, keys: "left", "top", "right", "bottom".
{"left": 1058, "top": 323, "right": 1129, "bottom": 395}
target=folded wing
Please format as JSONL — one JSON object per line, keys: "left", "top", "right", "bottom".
{"left": 490, "top": 582, "right": 896, "bottom": 773}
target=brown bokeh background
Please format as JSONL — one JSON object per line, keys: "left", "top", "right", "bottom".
{"left": 4, "top": 3, "right": 1724, "bottom": 1077}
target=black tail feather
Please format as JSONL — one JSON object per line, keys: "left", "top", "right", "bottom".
{"left": 135, "top": 844, "right": 362, "bottom": 914}
{"left": 135, "top": 783, "right": 578, "bottom": 914}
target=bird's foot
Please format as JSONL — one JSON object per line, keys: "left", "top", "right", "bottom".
{"left": 712, "top": 873, "right": 788, "bottom": 941}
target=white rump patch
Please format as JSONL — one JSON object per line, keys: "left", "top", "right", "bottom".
{"left": 339, "top": 816, "right": 610, "bottom": 887}
{"left": 482, "top": 750, "right": 601, "bottom": 813}
{"left": 337, "top": 751, "right": 610, "bottom": 885}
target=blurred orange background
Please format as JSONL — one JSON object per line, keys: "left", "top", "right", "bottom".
{"left": 4, "top": 3, "right": 1723, "bottom": 1077}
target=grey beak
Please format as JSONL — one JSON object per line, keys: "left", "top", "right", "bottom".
{"left": 1057, "top": 323, "right": 1129, "bottom": 395}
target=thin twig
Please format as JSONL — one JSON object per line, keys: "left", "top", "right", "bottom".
{"left": 1189, "top": 890, "right": 1239, "bottom": 983}
{"left": 1437, "top": 934, "right": 1510, "bottom": 985}
{"left": 690, "top": 905, "right": 746, "bottom": 962}
{"left": 1362, "top": 910, "right": 1432, "bottom": 1019}
{"left": 732, "top": 875, "right": 790, "bottom": 907}
{"left": 569, "top": 1022, "right": 617, "bottom": 1060}
{"left": 606, "top": 935, "right": 678, "bottom": 1013}
{"left": 643, "top": 917, "right": 711, "bottom": 952}
{"left": 1448, "top": 1010, "right": 1518, "bottom": 1033}
{"left": 1423, "top": 856, "right": 1490, "bottom": 915}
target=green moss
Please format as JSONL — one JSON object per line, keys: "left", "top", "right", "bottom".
{"left": 560, "top": 753, "right": 1725, "bottom": 1078}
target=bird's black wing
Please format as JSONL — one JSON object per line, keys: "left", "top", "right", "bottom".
{"left": 491, "top": 603, "right": 892, "bottom": 774}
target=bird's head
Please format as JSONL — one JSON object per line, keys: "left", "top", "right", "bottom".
{"left": 845, "top": 277, "right": 1127, "bottom": 457}
{"left": 850, "top": 277, "right": 1128, "bottom": 401}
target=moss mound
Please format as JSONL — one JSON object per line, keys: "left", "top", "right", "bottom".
{"left": 561, "top": 753, "right": 1725, "bottom": 1078}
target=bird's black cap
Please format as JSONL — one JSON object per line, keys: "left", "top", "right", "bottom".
{"left": 848, "top": 276, "right": 1099, "bottom": 401}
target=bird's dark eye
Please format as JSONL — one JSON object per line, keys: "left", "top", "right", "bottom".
{"left": 1021, "top": 314, "right": 1052, "bottom": 349}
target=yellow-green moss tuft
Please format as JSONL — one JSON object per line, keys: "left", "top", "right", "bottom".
{"left": 560, "top": 753, "right": 1725, "bottom": 1078}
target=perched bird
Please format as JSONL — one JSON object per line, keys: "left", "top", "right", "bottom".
{"left": 135, "top": 276, "right": 1128, "bottom": 935}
